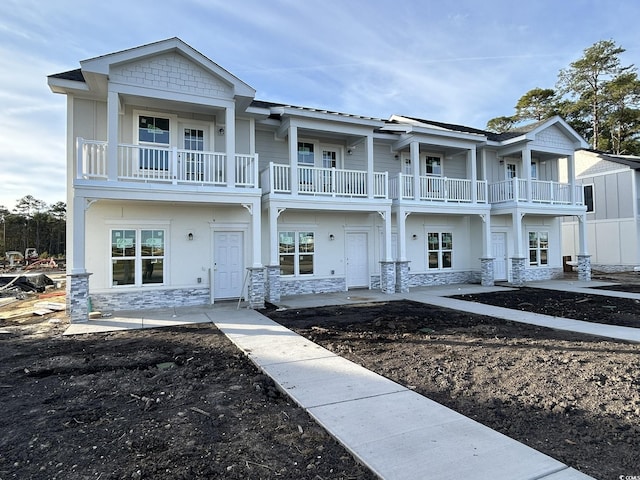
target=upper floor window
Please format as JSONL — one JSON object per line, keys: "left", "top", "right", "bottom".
{"left": 298, "top": 142, "right": 315, "bottom": 165}
{"left": 506, "top": 163, "right": 517, "bottom": 179}
{"left": 531, "top": 161, "right": 538, "bottom": 179}
{"left": 583, "top": 184, "right": 594, "bottom": 212}
{"left": 425, "top": 155, "right": 442, "bottom": 176}
{"left": 138, "top": 115, "right": 170, "bottom": 170}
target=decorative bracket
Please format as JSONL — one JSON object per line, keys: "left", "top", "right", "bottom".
{"left": 85, "top": 199, "right": 98, "bottom": 211}
{"left": 241, "top": 203, "right": 253, "bottom": 216}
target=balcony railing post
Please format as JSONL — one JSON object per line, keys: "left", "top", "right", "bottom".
{"left": 171, "top": 147, "right": 178, "bottom": 185}
{"left": 76, "top": 137, "right": 84, "bottom": 179}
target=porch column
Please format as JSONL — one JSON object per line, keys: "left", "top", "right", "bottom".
{"left": 289, "top": 125, "right": 298, "bottom": 195}
{"left": 250, "top": 199, "right": 262, "bottom": 268}
{"left": 397, "top": 208, "right": 408, "bottom": 261}
{"left": 67, "top": 195, "right": 91, "bottom": 323}
{"left": 567, "top": 153, "right": 576, "bottom": 204}
{"left": 225, "top": 106, "right": 236, "bottom": 186}
{"left": 379, "top": 207, "right": 395, "bottom": 294}
{"left": 468, "top": 148, "right": 478, "bottom": 203}
{"left": 410, "top": 141, "right": 420, "bottom": 200}
{"left": 106, "top": 90, "right": 119, "bottom": 182}
{"left": 577, "top": 213, "right": 591, "bottom": 282}
{"left": 366, "top": 134, "right": 374, "bottom": 199}
{"left": 266, "top": 205, "right": 282, "bottom": 303}
{"left": 511, "top": 210, "right": 526, "bottom": 286}
{"left": 523, "top": 147, "right": 532, "bottom": 202}
{"left": 480, "top": 213, "right": 493, "bottom": 286}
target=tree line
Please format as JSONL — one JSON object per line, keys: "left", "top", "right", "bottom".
{"left": 487, "top": 39, "right": 640, "bottom": 155}
{"left": 0, "top": 195, "right": 66, "bottom": 259}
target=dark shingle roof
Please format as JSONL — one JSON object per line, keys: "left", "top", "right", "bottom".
{"left": 48, "top": 69, "right": 85, "bottom": 82}
{"left": 582, "top": 148, "right": 640, "bottom": 170}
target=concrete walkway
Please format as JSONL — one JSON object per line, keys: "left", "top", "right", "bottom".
{"left": 62, "top": 278, "right": 640, "bottom": 479}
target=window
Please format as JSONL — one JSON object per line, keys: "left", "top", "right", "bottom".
{"left": 531, "top": 161, "right": 538, "bottom": 179}
{"left": 111, "top": 229, "right": 165, "bottom": 286}
{"left": 583, "top": 184, "right": 594, "bottom": 212}
{"left": 425, "top": 156, "right": 442, "bottom": 176}
{"left": 427, "top": 232, "right": 453, "bottom": 269}
{"left": 279, "top": 231, "right": 314, "bottom": 276}
{"left": 506, "top": 163, "right": 517, "bottom": 179}
{"left": 528, "top": 231, "right": 548, "bottom": 266}
{"left": 139, "top": 116, "right": 170, "bottom": 170}
{"left": 298, "top": 142, "right": 315, "bottom": 165}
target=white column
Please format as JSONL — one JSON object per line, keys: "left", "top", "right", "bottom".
{"left": 289, "top": 126, "right": 298, "bottom": 195}
{"left": 383, "top": 207, "right": 392, "bottom": 262}
{"left": 410, "top": 141, "right": 420, "bottom": 200}
{"left": 269, "top": 205, "right": 280, "bottom": 265}
{"left": 366, "top": 135, "right": 374, "bottom": 198}
{"left": 482, "top": 213, "right": 492, "bottom": 258}
{"left": 512, "top": 210, "right": 524, "bottom": 258}
{"left": 567, "top": 153, "right": 576, "bottom": 204}
{"left": 225, "top": 106, "right": 236, "bottom": 186}
{"left": 578, "top": 213, "right": 589, "bottom": 256}
{"left": 250, "top": 199, "right": 262, "bottom": 268}
{"left": 522, "top": 147, "right": 532, "bottom": 202}
{"left": 469, "top": 148, "right": 477, "bottom": 203}
{"left": 106, "top": 90, "right": 119, "bottom": 182}
{"left": 398, "top": 208, "right": 408, "bottom": 261}
{"left": 70, "top": 195, "right": 87, "bottom": 274}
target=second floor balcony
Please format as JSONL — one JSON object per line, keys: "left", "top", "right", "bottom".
{"left": 77, "top": 138, "right": 259, "bottom": 188}
{"left": 488, "top": 178, "right": 584, "bottom": 205}
{"left": 389, "top": 173, "right": 488, "bottom": 204}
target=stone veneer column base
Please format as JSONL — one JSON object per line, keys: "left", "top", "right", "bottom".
{"left": 395, "top": 261, "right": 410, "bottom": 293}
{"left": 510, "top": 257, "right": 526, "bottom": 286}
{"left": 265, "top": 265, "right": 281, "bottom": 304}
{"left": 379, "top": 261, "right": 396, "bottom": 294}
{"left": 67, "top": 272, "right": 92, "bottom": 323}
{"left": 577, "top": 255, "right": 592, "bottom": 282}
{"left": 247, "top": 267, "right": 265, "bottom": 309}
{"left": 480, "top": 257, "right": 495, "bottom": 286}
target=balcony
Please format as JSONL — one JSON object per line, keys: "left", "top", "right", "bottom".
{"left": 76, "top": 138, "right": 259, "bottom": 188}
{"left": 262, "top": 163, "right": 388, "bottom": 198}
{"left": 488, "top": 178, "right": 584, "bottom": 205}
{"left": 389, "top": 173, "right": 488, "bottom": 204}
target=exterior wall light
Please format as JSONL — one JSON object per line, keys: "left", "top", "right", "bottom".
{"left": 188, "top": 232, "right": 194, "bottom": 241}
{"left": 329, "top": 234, "right": 335, "bottom": 241}
{"left": 412, "top": 234, "right": 418, "bottom": 240}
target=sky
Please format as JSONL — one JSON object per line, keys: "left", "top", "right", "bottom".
{"left": 1, "top": 0, "right": 640, "bottom": 212}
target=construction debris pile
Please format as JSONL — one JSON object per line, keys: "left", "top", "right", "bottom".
{"left": 0, "top": 274, "right": 55, "bottom": 298}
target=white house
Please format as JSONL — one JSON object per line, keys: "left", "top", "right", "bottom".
{"left": 48, "top": 38, "right": 591, "bottom": 323}
{"left": 563, "top": 149, "right": 640, "bottom": 272}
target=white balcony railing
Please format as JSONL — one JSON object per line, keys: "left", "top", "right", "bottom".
{"left": 76, "top": 138, "right": 258, "bottom": 188}
{"left": 390, "top": 173, "right": 487, "bottom": 203}
{"left": 488, "top": 178, "right": 584, "bottom": 205}
{"left": 263, "top": 163, "right": 387, "bottom": 198}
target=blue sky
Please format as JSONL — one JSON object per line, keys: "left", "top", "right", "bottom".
{"left": 1, "top": 0, "right": 640, "bottom": 211}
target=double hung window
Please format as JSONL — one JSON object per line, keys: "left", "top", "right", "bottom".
{"left": 425, "top": 156, "right": 442, "bottom": 176}
{"left": 583, "top": 184, "right": 594, "bottom": 212}
{"left": 111, "top": 229, "right": 165, "bottom": 286}
{"left": 139, "top": 116, "right": 170, "bottom": 170}
{"left": 279, "top": 231, "right": 314, "bottom": 276}
{"left": 427, "top": 232, "right": 453, "bottom": 269}
{"left": 528, "top": 231, "right": 548, "bottom": 266}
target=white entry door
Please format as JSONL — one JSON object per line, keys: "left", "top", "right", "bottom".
{"left": 346, "top": 232, "right": 369, "bottom": 288}
{"left": 491, "top": 232, "right": 507, "bottom": 281}
{"left": 213, "top": 231, "right": 244, "bottom": 300}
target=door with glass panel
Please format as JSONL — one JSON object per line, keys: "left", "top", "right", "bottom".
{"left": 182, "top": 126, "right": 207, "bottom": 182}
{"left": 322, "top": 148, "right": 338, "bottom": 193}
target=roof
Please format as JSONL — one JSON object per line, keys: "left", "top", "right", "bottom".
{"left": 47, "top": 69, "right": 85, "bottom": 82}
{"left": 580, "top": 148, "right": 640, "bottom": 170}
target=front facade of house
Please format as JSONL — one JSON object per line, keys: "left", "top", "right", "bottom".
{"left": 48, "top": 38, "right": 591, "bottom": 322}
{"left": 563, "top": 149, "right": 640, "bottom": 272}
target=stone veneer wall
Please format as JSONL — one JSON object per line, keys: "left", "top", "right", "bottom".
{"left": 577, "top": 255, "right": 591, "bottom": 282}
{"left": 90, "top": 287, "right": 210, "bottom": 312}
{"left": 279, "top": 277, "right": 346, "bottom": 296}
{"left": 247, "top": 267, "right": 265, "bottom": 309}
{"left": 265, "top": 266, "right": 281, "bottom": 303}
{"left": 67, "top": 273, "right": 91, "bottom": 323}
{"left": 408, "top": 270, "right": 475, "bottom": 287}
{"left": 379, "top": 261, "right": 396, "bottom": 294}
{"left": 522, "top": 267, "right": 564, "bottom": 282}
{"left": 480, "top": 258, "right": 494, "bottom": 286}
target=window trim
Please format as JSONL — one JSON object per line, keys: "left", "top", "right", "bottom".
{"left": 109, "top": 226, "right": 168, "bottom": 288}
{"left": 279, "top": 230, "right": 315, "bottom": 277}
{"left": 583, "top": 184, "right": 594, "bottom": 213}
{"left": 527, "top": 230, "right": 549, "bottom": 267}
{"left": 427, "top": 231, "right": 453, "bottom": 270}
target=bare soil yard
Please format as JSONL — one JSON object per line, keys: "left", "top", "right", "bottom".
{"left": 1, "top": 274, "right": 639, "bottom": 479}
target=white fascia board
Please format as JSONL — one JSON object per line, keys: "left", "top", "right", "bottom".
{"left": 111, "top": 81, "right": 235, "bottom": 109}
{"left": 47, "top": 76, "right": 89, "bottom": 95}
{"left": 289, "top": 117, "right": 376, "bottom": 137}
{"left": 245, "top": 105, "right": 272, "bottom": 119}
{"left": 392, "top": 130, "right": 485, "bottom": 151}
{"left": 277, "top": 106, "right": 385, "bottom": 128}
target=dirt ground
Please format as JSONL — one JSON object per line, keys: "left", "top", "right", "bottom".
{"left": 1, "top": 273, "right": 639, "bottom": 480}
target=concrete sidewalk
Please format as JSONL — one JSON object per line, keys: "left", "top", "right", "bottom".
{"left": 214, "top": 304, "right": 594, "bottom": 480}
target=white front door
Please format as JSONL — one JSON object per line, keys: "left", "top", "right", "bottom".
{"left": 346, "top": 232, "right": 369, "bottom": 288}
{"left": 492, "top": 232, "right": 508, "bottom": 281}
{"left": 213, "top": 231, "right": 244, "bottom": 300}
